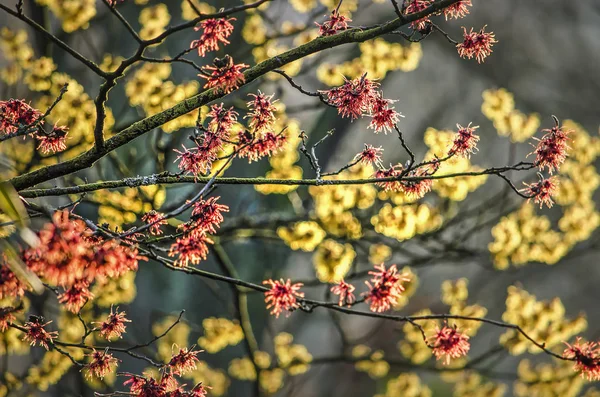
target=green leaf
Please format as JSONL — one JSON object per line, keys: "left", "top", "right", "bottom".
{"left": 0, "top": 181, "right": 28, "bottom": 228}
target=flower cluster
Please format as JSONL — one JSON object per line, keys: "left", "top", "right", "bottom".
{"left": 36, "top": 124, "right": 69, "bottom": 154}
{"left": 0, "top": 261, "right": 28, "bottom": 300}
{"left": 22, "top": 316, "right": 59, "bottom": 350}
{"left": 375, "top": 163, "right": 437, "bottom": 199}
{"left": 443, "top": 0, "right": 472, "bottom": 20}
{"left": 363, "top": 264, "right": 410, "bottom": 312}
{"left": 245, "top": 91, "right": 277, "bottom": 132}
{"left": 316, "top": 10, "right": 351, "bottom": 36}
{"left": 141, "top": 210, "right": 168, "bottom": 235}
{"left": 263, "top": 279, "right": 304, "bottom": 317}
{"left": 191, "top": 18, "right": 235, "bottom": 57}
{"left": 404, "top": 0, "right": 432, "bottom": 31}
{"left": 449, "top": 123, "right": 480, "bottom": 158}
{"left": 83, "top": 349, "right": 119, "bottom": 380}
{"left": 563, "top": 338, "right": 600, "bottom": 381}
{"left": 168, "top": 346, "right": 202, "bottom": 376}
{"left": 95, "top": 306, "right": 131, "bottom": 341}
{"left": 199, "top": 55, "right": 248, "bottom": 94}
{"left": 21, "top": 210, "right": 143, "bottom": 313}
{"left": 354, "top": 144, "right": 383, "bottom": 167}
{"left": 520, "top": 175, "right": 559, "bottom": 209}
{"left": 430, "top": 324, "right": 471, "bottom": 364}
{"left": 124, "top": 373, "right": 209, "bottom": 397}
{"left": 331, "top": 279, "right": 356, "bottom": 307}
{"left": 532, "top": 120, "right": 571, "bottom": 174}
{"left": 0, "top": 98, "right": 41, "bottom": 135}
{"left": 456, "top": 26, "right": 497, "bottom": 63}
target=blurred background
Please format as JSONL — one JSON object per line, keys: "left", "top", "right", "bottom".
{"left": 1, "top": 0, "right": 600, "bottom": 396}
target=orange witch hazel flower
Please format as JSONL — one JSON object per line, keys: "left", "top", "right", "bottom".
{"left": 404, "top": 0, "right": 432, "bottom": 31}
{"left": 430, "top": 323, "right": 471, "bottom": 364}
{"left": 141, "top": 210, "right": 168, "bottom": 236}
{"left": 563, "top": 337, "right": 600, "bottom": 381}
{"left": 331, "top": 279, "right": 356, "bottom": 307}
{"left": 457, "top": 26, "right": 497, "bottom": 63}
{"left": 520, "top": 175, "right": 558, "bottom": 209}
{"left": 57, "top": 279, "right": 93, "bottom": 313}
{"left": 363, "top": 264, "right": 410, "bottom": 313}
{"left": 95, "top": 306, "right": 131, "bottom": 341}
{"left": 263, "top": 278, "right": 304, "bottom": 317}
{"left": 22, "top": 316, "right": 59, "bottom": 350}
{"left": 168, "top": 234, "right": 213, "bottom": 267}
{"left": 449, "top": 123, "right": 480, "bottom": 158}
{"left": 191, "top": 18, "right": 236, "bottom": 57}
{"left": 36, "top": 124, "right": 68, "bottom": 154}
{"left": 443, "top": 0, "right": 472, "bottom": 20}
{"left": 168, "top": 345, "right": 202, "bottom": 376}
{"left": 83, "top": 349, "right": 119, "bottom": 380}
{"left": 199, "top": 55, "right": 248, "bottom": 94}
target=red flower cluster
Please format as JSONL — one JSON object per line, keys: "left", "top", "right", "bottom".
{"left": 142, "top": 210, "right": 168, "bottom": 236}
{"left": 22, "top": 316, "right": 58, "bottom": 350}
{"left": 375, "top": 164, "right": 403, "bottom": 192}
{"left": 245, "top": 91, "right": 277, "bottom": 133}
{"left": 174, "top": 104, "right": 238, "bottom": 176}
{"left": 563, "top": 338, "right": 600, "bottom": 381}
{"left": 191, "top": 18, "right": 235, "bottom": 57}
{"left": 168, "top": 234, "right": 213, "bottom": 267}
{"left": 331, "top": 279, "right": 356, "bottom": 307}
{"left": 124, "top": 373, "right": 210, "bottom": 397}
{"left": 449, "top": 123, "right": 480, "bottom": 158}
{"left": 263, "top": 278, "right": 304, "bottom": 318}
{"left": 237, "top": 130, "right": 287, "bottom": 162}
{"left": 199, "top": 56, "right": 248, "bottom": 94}
{"left": 22, "top": 210, "right": 143, "bottom": 313}
{"left": 443, "top": 0, "right": 472, "bottom": 20}
{"left": 0, "top": 261, "right": 28, "bottom": 300}
{"left": 354, "top": 144, "right": 383, "bottom": 167}
{"left": 36, "top": 124, "right": 69, "bottom": 154}
{"left": 368, "top": 95, "right": 402, "bottom": 134}
{"left": 316, "top": 10, "right": 351, "bottom": 36}
{"left": 457, "top": 26, "right": 497, "bottom": 63}
{"left": 322, "top": 74, "right": 380, "bottom": 120}
{"left": 521, "top": 175, "right": 559, "bottom": 209}
{"left": 363, "top": 264, "right": 410, "bottom": 313}
{"left": 400, "top": 166, "right": 435, "bottom": 199}
{"left": 430, "top": 324, "right": 471, "bottom": 364}
{"left": 168, "top": 346, "right": 202, "bottom": 376}
{"left": 95, "top": 306, "right": 131, "bottom": 341}
{"left": 404, "top": 0, "right": 432, "bottom": 31}
{"left": 532, "top": 121, "right": 571, "bottom": 174}
{"left": 190, "top": 196, "right": 229, "bottom": 235}
{"left": 83, "top": 349, "right": 119, "bottom": 380}
{"left": 0, "top": 99, "right": 42, "bottom": 136}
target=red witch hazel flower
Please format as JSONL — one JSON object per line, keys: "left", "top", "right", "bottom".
{"left": 199, "top": 55, "right": 248, "bottom": 94}
{"left": 363, "top": 264, "right": 411, "bottom": 313}
{"left": 375, "top": 164, "right": 403, "bottom": 192}
{"left": 263, "top": 279, "right": 305, "bottom": 318}
{"left": 168, "top": 234, "right": 214, "bottom": 267}
{"left": 174, "top": 145, "right": 206, "bottom": 176}
{"left": 354, "top": 144, "right": 383, "bottom": 167}
{"left": 404, "top": 0, "right": 432, "bottom": 31}
{"left": 22, "top": 316, "right": 59, "bottom": 350}
{"left": 449, "top": 123, "right": 480, "bottom": 158}
{"left": 0, "top": 263, "right": 28, "bottom": 300}
{"left": 237, "top": 130, "right": 287, "bottom": 162}
{"left": 36, "top": 124, "right": 68, "bottom": 154}
{"left": 368, "top": 95, "right": 402, "bottom": 134}
{"left": 190, "top": 196, "right": 229, "bottom": 235}
{"left": 58, "top": 279, "right": 93, "bottom": 313}
{"left": 0, "top": 98, "right": 42, "bottom": 135}
{"left": 191, "top": 18, "right": 236, "bottom": 57}
{"left": 168, "top": 345, "right": 202, "bottom": 376}
{"left": 141, "top": 210, "right": 168, "bottom": 236}
{"left": 316, "top": 10, "right": 351, "bottom": 36}
{"left": 83, "top": 349, "right": 119, "bottom": 380}
{"left": 0, "top": 307, "right": 16, "bottom": 332}
{"left": 331, "top": 279, "right": 356, "bottom": 307}
{"left": 563, "top": 337, "right": 600, "bottom": 381}
{"left": 430, "top": 324, "right": 471, "bottom": 365}
{"left": 520, "top": 175, "right": 559, "bottom": 209}
{"left": 95, "top": 306, "right": 131, "bottom": 341}
{"left": 400, "top": 166, "right": 435, "bottom": 199}
{"left": 322, "top": 74, "right": 380, "bottom": 120}
{"left": 531, "top": 118, "right": 571, "bottom": 174}
{"left": 246, "top": 91, "right": 277, "bottom": 132}
{"left": 443, "top": 0, "right": 472, "bottom": 20}
{"left": 457, "top": 26, "right": 497, "bottom": 63}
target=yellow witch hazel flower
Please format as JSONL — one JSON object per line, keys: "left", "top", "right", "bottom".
{"left": 371, "top": 203, "right": 442, "bottom": 241}
{"left": 197, "top": 317, "right": 244, "bottom": 353}
{"left": 353, "top": 346, "right": 390, "bottom": 379}
{"left": 277, "top": 221, "right": 326, "bottom": 252}
{"left": 398, "top": 309, "right": 439, "bottom": 364}
{"left": 312, "top": 239, "right": 356, "bottom": 283}
{"left": 36, "top": 0, "right": 96, "bottom": 32}
{"left": 374, "top": 373, "right": 432, "bottom": 397}
{"left": 515, "top": 359, "right": 585, "bottom": 397}
{"left": 482, "top": 88, "right": 541, "bottom": 142}
{"left": 274, "top": 332, "right": 313, "bottom": 376}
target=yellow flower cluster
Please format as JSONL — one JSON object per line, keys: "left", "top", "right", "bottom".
{"left": 424, "top": 127, "right": 488, "bottom": 201}
{"left": 153, "top": 316, "right": 191, "bottom": 362}
{"left": 139, "top": 4, "right": 171, "bottom": 41}
{"left": 318, "top": 39, "right": 422, "bottom": 86}
{"left": 374, "top": 373, "right": 432, "bottom": 397}
{"left": 99, "top": 54, "right": 125, "bottom": 73}
{"left": 500, "top": 286, "right": 587, "bottom": 355}
{"left": 451, "top": 372, "right": 507, "bottom": 397}
{"left": 26, "top": 350, "right": 75, "bottom": 391}
{"left": 92, "top": 272, "right": 137, "bottom": 307}
{"left": 290, "top": 0, "right": 317, "bottom": 13}
{"left": 369, "top": 243, "right": 392, "bottom": 264}
{"left": 398, "top": 309, "right": 438, "bottom": 364}
{"left": 255, "top": 106, "right": 304, "bottom": 195}
{"left": 312, "top": 239, "right": 356, "bottom": 283}
{"left": 24, "top": 57, "right": 56, "bottom": 91}
{"left": 515, "top": 359, "right": 583, "bottom": 397}
{"left": 242, "top": 13, "right": 268, "bottom": 45}
{"left": 440, "top": 279, "right": 487, "bottom": 336}
{"left": 0, "top": 373, "right": 21, "bottom": 397}
{"left": 394, "top": 266, "right": 418, "bottom": 309}
{"left": 274, "top": 332, "right": 313, "bottom": 376}
{"left": 36, "top": 0, "right": 96, "bottom": 32}
{"left": 0, "top": 28, "right": 33, "bottom": 85}
{"left": 93, "top": 185, "right": 166, "bottom": 228}
{"left": 181, "top": 0, "right": 215, "bottom": 21}
{"left": 184, "top": 361, "right": 230, "bottom": 396}
{"left": 125, "top": 63, "right": 200, "bottom": 133}
{"left": 253, "top": 41, "right": 303, "bottom": 80}
{"left": 197, "top": 317, "right": 244, "bottom": 353}
{"left": 229, "top": 357, "right": 258, "bottom": 381}
{"left": 371, "top": 203, "right": 442, "bottom": 241}
{"left": 277, "top": 221, "right": 326, "bottom": 251}
{"left": 441, "top": 278, "right": 469, "bottom": 306}
{"left": 353, "top": 345, "right": 390, "bottom": 378}
{"left": 482, "top": 88, "right": 540, "bottom": 142}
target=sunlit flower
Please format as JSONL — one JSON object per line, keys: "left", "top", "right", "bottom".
{"left": 190, "top": 196, "right": 229, "bottom": 235}
{"left": 430, "top": 324, "right": 470, "bottom": 364}
{"left": 168, "top": 234, "right": 214, "bottom": 267}
{"left": 191, "top": 18, "right": 236, "bottom": 56}
{"left": 0, "top": 98, "right": 42, "bottom": 135}
{"left": 83, "top": 349, "right": 119, "bottom": 380}
{"left": 375, "top": 165, "right": 403, "bottom": 192}
{"left": 174, "top": 145, "right": 207, "bottom": 176}
{"left": 168, "top": 345, "right": 202, "bottom": 376}
{"left": 141, "top": 210, "right": 168, "bottom": 236}
{"left": 0, "top": 264, "right": 27, "bottom": 299}
{"left": 531, "top": 120, "right": 571, "bottom": 174}
{"left": 22, "top": 316, "right": 58, "bottom": 350}
{"left": 449, "top": 123, "right": 480, "bottom": 158}
{"left": 404, "top": 0, "right": 432, "bottom": 31}
{"left": 199, "top": 55, "right": 248, "bottom": 94}
{"left": 263, "top": 279, "right": 304, "bottom": 318}
{"left": 237, "top": 130, "right": 287, "bottom": 162}
{"left": 457, "top": 26, "right": 497, "bottom": 63}
{"left": 443, "top": 0, "right": 472, "bottom": 20}
{"left": 331, "top": 279, "right": 356, "bottom": 307}
{"left": 368, "top": 96, "right": 402, "bottom": 134}
{"left": 246, "top": 91, "right": 277, "bottom": 132}
{"left": 322, "top": 74, "right": 379, "bottom": 120}
{"left": 95, "top": 306, "right": 131, "bottom": 341}
{"left": 363, "top": 264, "right": 410, "bottom": 313}
{"left": 563, "top": 338, "right": 600, "bottom": 381}
{"left": 58, "top": 279, "right": 93, "bottom": 313}
{"left": 400, "top": 167, "right": 434, "bottom": 199}
{"left": 0, "top": 306, "right": 16, "bottom": 332}
{"left": 36, "top": 124, "right": 68, "bottom": 154}
{"left": 520, "top": 175, "right": 559, "bottom": 209}
{"left": 316, "top": 10, "right": 351, "bottom": 36}
{"left": 354, "top": 144, "right": 383, "bottom": 167}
